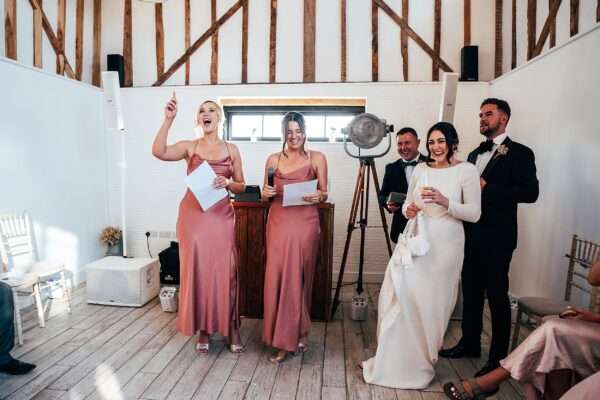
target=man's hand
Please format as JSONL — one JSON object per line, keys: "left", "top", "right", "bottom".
{"left": 387, "top": 203, "right": 401, "bottom": 213}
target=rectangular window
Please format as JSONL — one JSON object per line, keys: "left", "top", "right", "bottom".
{"left": 223, "top": 103, "right": 365, "bottom": 142}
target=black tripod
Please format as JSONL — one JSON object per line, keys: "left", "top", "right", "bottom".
{"left": 331, "top": 157, "right": 392, "bottom": 318}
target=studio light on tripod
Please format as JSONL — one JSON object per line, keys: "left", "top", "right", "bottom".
{"left": 332, "top": 113, "right": 394, "bottom": 320}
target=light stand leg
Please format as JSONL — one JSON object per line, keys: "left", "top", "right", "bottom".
{"left": 331, "top": 164, "right": 365, "bottom": 318}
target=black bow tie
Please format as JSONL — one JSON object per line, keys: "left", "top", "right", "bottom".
{"left": 403, "top": 160, "right": 418, "bottom": 167}
{"left": 476, "top": 140, "right": 494, "bottom": 155}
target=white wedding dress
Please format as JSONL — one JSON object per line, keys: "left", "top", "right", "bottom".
{"left": 362, "top": 162, "right": 481, "bottom": 389}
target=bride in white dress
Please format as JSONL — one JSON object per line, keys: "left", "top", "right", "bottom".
{"left": 362, "top": 122, "right": 482, "bottom": 389}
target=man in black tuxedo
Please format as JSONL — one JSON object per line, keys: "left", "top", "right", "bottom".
{"left": 439, "top": 98, "right": 539, "bottom": 376}
{"left": 0, "top": 282, "right": 36, "bottom": 375}
{"left": 379, "top": 127, "right": 427, "bottom": 243}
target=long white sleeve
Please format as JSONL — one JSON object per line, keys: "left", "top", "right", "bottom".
{"left": 447, "top": 164, "right": 481, "bottom": 223}
{"left": 401, "top": 164, "right": 421, "bottom": 218}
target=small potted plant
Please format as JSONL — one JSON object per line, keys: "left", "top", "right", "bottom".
{"left": 100, "top": 226, "right": 123, "bottom": 256}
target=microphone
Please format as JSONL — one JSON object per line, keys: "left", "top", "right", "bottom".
{"left": 267, "top": 167, "right": 275, "bottom": 202}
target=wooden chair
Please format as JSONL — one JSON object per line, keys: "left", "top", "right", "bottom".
{"left": 0, "top": 212, "right": 71, "bottom": 344}
{"left": 510, "top": 234, "right": 600, "bottom": 350}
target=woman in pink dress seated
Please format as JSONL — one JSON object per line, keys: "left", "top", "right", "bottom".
{"left": 261, "top": 111, "right": 328, "bottom": 363}
{"left": 152, "top": 93, "right": 246, "bottom": 354}
{"left": 443, "top": 260, "right": 600, "bottom": 400}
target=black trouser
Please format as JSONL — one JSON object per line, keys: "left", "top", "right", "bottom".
{"left": 460, "top": 242, "right": 513, "bottom": 365}
{"left": 0, "top": 282, "right": 15, "bottom": 364}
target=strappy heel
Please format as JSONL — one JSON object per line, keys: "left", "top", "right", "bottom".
{"left": 442, "top": 378, "right": 499, "bottom": 400}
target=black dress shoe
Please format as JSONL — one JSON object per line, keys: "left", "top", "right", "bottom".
{"left": 474, "top": 361, "right": 500, "bottom": 377}
{"left": 0, "top": 359, "right": 36, "bottom": 375}
{"left": 438, "top": 343, "right": 481, "bottom": 359}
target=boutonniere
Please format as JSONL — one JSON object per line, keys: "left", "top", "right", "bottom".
{"left": 493, "top": 144, "right": 509, "bottom": 159}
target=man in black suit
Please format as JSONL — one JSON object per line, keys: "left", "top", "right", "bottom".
{"left": 439, "top": 98, "right": 539, "bottom": 376}
{"left": 379, "top": 127, "right": 427, "bottom": 243}
{"left": 0, "top": 282, "right": 36, "bottom": 375}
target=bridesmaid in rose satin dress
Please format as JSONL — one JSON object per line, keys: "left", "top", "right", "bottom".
{"left": 151, "top": 94, "right": 247, "bottom": 354}
{"left": 261, "top": 112, "right": 329, "bottom": 363}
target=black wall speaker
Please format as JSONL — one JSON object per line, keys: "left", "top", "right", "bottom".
{"left": 107, "top": 54, "right": 125, "bottom": 87}
{"left": 460, "top": 46, "right": 478, "bottom": 81}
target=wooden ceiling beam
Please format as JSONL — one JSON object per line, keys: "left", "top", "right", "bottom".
{"left": 184, "top": 0, "right": 190, "bottom": 85}
{"left": 570, "top": 0, "right": 579, "bottom": 37}
{"left": 532, "top": 0, "right": 563, "bottom": 58}
{"left": 340, "top": 0, "right": 347, "bottom": 82}
{"left": 241, "top": 0, "right": 248, "bottom": 83}
{"left": 123, "top": 0, "right": 133, "bottom": 86}
{"left": 371, "top": 1, "right": 378, "bottom": 81}
{"left": 432, "top": 0, "right": 441, "bottom": 81}
{"left": 373, "top": 0, "right": 452, "bottom": 72}
{"left": 56, "top": 0, "right": 65, "bottom": 74}
{"left": 28, "top": 0, "right": 75, "bottom": 79}
{"left": 33, "top": 0, "right": 42, "bottom": 67}
{"left": 269, "top": 0, "right": 277, "bottom": 83}
{"left": 464, "top": 0, "right": 471, "bottom": 45}
{"left": 75, "top": 0, "right": 84, "bottom": 80}
{"left": 211, "top": 0, "right": 218, "bottom": 84}
{"left": 401, "top": 0, "right": 408, "bottom": 80}
{"left": 155, "top": 3, "right": 165, "bottom": 78}
{"left": 303, "top": 0, "right": 316, "bottom": 82}
{"left": 527, "top": 0, "right": 536, "bottom": 60}
{"left": 494, "top": 0, "right": 503, "bottom": 78}
{"left": 153, "top": 0, "right": 244, "bottom": 86}
{"left": 92, "top": 0, "right": 101, "bottom": 86}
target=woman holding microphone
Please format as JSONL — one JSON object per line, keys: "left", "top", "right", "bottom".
{"left": 261, "top": 112, "right": 329, "bottom": 363}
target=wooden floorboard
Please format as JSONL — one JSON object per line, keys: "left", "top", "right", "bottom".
{"left": 1, "top": 284, "right": 525, "bottom": 399}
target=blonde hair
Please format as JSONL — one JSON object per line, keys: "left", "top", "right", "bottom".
{"left": 196, "top": 100, "right": 223, "bottom": 134}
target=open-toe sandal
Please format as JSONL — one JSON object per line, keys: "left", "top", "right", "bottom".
{"left": 442, "top": 378, "right": 498, "bottom": 400}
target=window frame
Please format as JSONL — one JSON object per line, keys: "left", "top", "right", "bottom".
{"left": 223, "top": 105, "right": 365, "bottom": 142}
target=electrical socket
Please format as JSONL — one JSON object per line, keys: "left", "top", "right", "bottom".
{"left": 145, "top": 230, "right": 175, "bottom": 239}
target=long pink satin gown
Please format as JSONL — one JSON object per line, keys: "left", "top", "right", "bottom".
{"left": 500, "top": 317, "right": 600, "bottom": 397}
{"left": 176, "top": 154, "right": 239, "bottom": 337}
{"left": 262, "top": 163, "right": 320, "bottom": 352}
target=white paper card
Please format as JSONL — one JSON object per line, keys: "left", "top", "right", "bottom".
{"left": 185, "top": 161, "right": 228, "bottom": 210}
{"left": 282, "top": 179, "right": 318, "bottom": 207}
